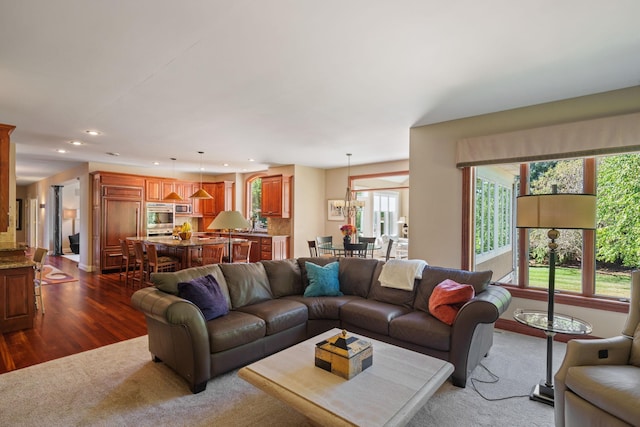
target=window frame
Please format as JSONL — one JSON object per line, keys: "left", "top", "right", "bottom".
{"left": 462, "top": 158, "right": 629, "bottom": 314}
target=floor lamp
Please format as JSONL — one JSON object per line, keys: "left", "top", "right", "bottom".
{"left": 516, "top": 186, "right": 596, "bottom": 405}
{"left": 207, "top": 211, "right": 250, "bottom": 262}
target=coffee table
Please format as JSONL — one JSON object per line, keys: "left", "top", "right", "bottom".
{"left": 238, "top": 328, "right": 453, "bottom": 426}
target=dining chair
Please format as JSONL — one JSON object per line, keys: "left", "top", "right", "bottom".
{"left": 231, "top": 241, "right": 252, "bottom": 263}
{"left": 344, "top": 242, "right": 368, "bottom": 258}
{"left": 132, "top": 241, "right": 148, "bottom": 287}
{"left": 119, "top": 239, "right": 136, "bottom": 286}
{"left": 32, "top": 247, "right": 48, "bottom": 314}
{"left": 307, "top": 240, "right": 318, "bottom": 257}
{"left": 315, "top": 236, "right": 334, "bottom": 257}
{"left": 201, "top": 243, "right": 226, "bottom": 265}
{"left": 146, "top": 243, "right": 179, "bottom": 281}
{"left": 358, "top": 237, "right": 377, "bottom": 258}
{"left": 384, "top": 238, "right": 395, "bottom": 261}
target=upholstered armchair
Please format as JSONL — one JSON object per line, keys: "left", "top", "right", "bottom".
{"left": 554, "top": 271, "right": 640, "bottom": 427}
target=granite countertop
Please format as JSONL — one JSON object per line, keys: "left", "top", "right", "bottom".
{"left": 0, "top": 242, "right": 33, "bottom": 269}
{"left": 194, "top": 231, "right": 289, "bottom": 238}
{"left": 0, "top": 259, "right": 34, "bottom": 269}
{"left": 0, "top": 242, "right": 29, "bottom": 252}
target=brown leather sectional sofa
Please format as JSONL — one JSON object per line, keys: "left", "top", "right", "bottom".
{"left": 131, "top": 256, "right": 512, "bottom": 393}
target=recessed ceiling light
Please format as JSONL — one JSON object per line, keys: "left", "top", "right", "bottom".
{"left": 153, "top": 161, "right": 160, "bottom": 166}
{"left": 57, "top": 149, "right": 67, "bottom": 153}
{"left": 85, "top": 130, "right": 101, "bottom": 136}
{"left": 69, "top": 140, "right": 83, "bottom": 146}
{"left": 223, "top": 163, "right": 229, "bottom": 167}
{"left": 107, "top": 152, "right": 120, "bottom": 156}
{"left": 248, "top": 158, "right": 255, "bottom": 162}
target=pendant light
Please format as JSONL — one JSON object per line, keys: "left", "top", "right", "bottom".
{"left": 338, "top": 153, "right": 364, "bottom": 218}
{"left": 190, "top": 151, "right": 213, "bottom": 199}
{"left": 163, "top": 158, "right": 183, "bottom": 201}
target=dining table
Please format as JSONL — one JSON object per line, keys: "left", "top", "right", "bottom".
{"left": 127, "top": 236, "right": 248, "bottom": 269}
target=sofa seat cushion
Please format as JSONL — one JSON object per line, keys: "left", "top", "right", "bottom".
{"left": 340, "top": 299, "right": 411, "bottom": 336}
{"left": 566, "top": 365, "right": 640, "bottom": 426}
{"left": 389, "top": 311, "right": 451, "bottom": 352}
{"left": 207, "top": 311, "right": 266, "bottom": 353}
{"left": 283, "top": 295, "right": 362, "bottom": 320}
{"left": 236, "top": 299, "right": 308, "bottom": 336}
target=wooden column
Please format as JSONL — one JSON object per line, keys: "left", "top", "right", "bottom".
{"left": 0, "top": 124, "right": 16, "bottom": 232}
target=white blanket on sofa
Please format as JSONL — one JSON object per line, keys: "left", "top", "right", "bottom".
{"left": 379, "top": 259, "right": 428, "bottom": 291}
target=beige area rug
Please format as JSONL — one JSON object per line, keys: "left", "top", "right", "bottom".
{"left": 41, "top": 264, "right": 78, "bottom": 285}
{"left": 0, "top": 330, "right": 563, "bottom": 426}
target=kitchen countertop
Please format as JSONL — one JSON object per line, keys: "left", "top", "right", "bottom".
{"left": 194, "top": 231, "right": 289, "bottom": 238}
{"left": 0, "top": 242, "right": 33, "bottom": 269}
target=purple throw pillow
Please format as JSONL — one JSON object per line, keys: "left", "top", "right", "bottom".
{"left": 177, "top": 274, "right": 229, "bottom": 321}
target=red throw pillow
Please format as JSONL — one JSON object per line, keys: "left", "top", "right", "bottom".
{"left": 428, "top": 279, "right": 475, "bottom": 325}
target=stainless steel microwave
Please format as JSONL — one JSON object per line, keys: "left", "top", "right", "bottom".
{"left": 175, "top": 203, "right": 192, "bottom": 214}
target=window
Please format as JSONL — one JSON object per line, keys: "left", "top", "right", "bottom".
{"left": 247, "top": 175, "right": 266, "bottom": 231}
{"left": 467, "top": 155, "right": 633, "bottom": 303}
{"left": 475, "top": 176, "right": 512, "bottom": 260}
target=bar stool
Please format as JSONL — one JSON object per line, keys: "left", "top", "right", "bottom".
{"left": 231, "top": 241, "right": 252, "bottom": 263}
{"left": 119, "top": 239, "right": 136, "bottom": 286}
{"left": 32, "top": 247, "right": 48, "bottom": 314}
{"left": 132, "top": 241, "right": 148, "bottom": 287}
{"left": 201, "top": 243, "right": 225, "bottom": 265}
{"left": 146, "top": 243, "right": 179, "bottom": 281}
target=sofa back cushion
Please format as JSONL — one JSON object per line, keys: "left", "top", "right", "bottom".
{"left": 152, "top": 264, "right": 231, "bottom": 309}
{"left": 220, "top": 262, "right": 273, "bottom": 309}
{"left": 367, "top": 261, "right": 417, "bottom": 308}
{"left": 338, "top": 257, "right": 379, "bottom": 298}
{"left": 413, "top": 265, "right": 493, "bottom": 313}
{"left": 261, "top": 259, "right": 303, "bottom": 297}
{"left": 630, "top": 323, "right": 640, "bottom": 367}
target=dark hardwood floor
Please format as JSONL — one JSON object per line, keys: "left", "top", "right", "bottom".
{"left": 0, "top": 255, "right": 148, "bottom": 374}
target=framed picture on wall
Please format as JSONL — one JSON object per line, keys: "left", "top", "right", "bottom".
{"left": 16, "top": 199, "right": 23, "bottom": 230}
{"left": 327, "top": 200, "right": 345, "bottom": 221}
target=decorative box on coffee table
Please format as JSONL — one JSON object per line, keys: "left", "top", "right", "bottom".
{"left": 314, "top": 329, "right": 373, "bottom": 379}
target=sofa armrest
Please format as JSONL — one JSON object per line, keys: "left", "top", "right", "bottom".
{"left": 554, "top": 336, "right": 632, "bottom": 427}
{"left": 131, "top": 287, "right": 210, "bottom": 393}
{"left": 449, "top": 285, "right": 512, "bottom": 386}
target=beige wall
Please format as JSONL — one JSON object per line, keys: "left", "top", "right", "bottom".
{"left": 292, "top": 165, "right": 326, "bottom": 258}
{"left": 409, "top": 85, "right": 640, "bottom": 338}
{"left": 324, "top": 159, "right": 409, "bottom": 243}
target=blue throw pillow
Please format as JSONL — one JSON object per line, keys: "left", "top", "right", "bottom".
{"left": 178, "top": 274, "right": 229, "bottom": 321}
{"left": 304, "top": 261, "right": 343, "bottom": 297}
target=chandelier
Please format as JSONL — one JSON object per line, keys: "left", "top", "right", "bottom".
{"left": 334, "top": 153, "right": 364, "bottom": 218}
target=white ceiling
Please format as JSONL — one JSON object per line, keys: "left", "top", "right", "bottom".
{"left": 2, "top": 1, "right": 640, "bottom": 185}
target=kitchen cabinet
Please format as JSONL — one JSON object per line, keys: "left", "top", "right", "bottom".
{"left": 93, "top": 172, "right": 145, "bottom": 272}
{"left": 261, "top": 175, "right": 291, "bottom": 218}
{"left": 0, "top": 265, "right": 35, "bottom": 333}
{"left": 201, "top": 181, "right": 234, "bottom": 217}
{"left": 0, "top": 124, "right": 16, "bottom": 232}
{"left": 0, "top": 244, "right": 34, "bottom": 333}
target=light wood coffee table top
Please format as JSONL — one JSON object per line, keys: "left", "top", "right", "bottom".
{"left": 238, "top": 328, "right": 453, "bottom": 427}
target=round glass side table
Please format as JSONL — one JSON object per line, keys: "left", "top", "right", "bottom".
{"left": 513, "top": 308, "right": 592, "bottom": 406}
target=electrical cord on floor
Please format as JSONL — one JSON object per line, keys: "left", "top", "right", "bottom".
{"left": 469, "top": 362, "right": 531, "bottom": 401}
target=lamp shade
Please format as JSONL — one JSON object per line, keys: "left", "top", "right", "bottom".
{"left": 516, "top": 193, "right": 596, "bottom": 230}
{"left": 163, "top": 191, "right": 183, "bottom": 201}
{"left": 63, "top": 209, "right": 77, "bottom": 220}
{"left": 207, "top": 210, "right": 251, "bottom": 230}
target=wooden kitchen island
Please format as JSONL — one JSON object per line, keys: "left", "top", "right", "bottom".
{"left": 0, "top": 243, "right": 35, "bottom": 333}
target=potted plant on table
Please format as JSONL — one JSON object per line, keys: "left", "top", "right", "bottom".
{"left": 340, "top": 224, "right": 356, "bottom": 246}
